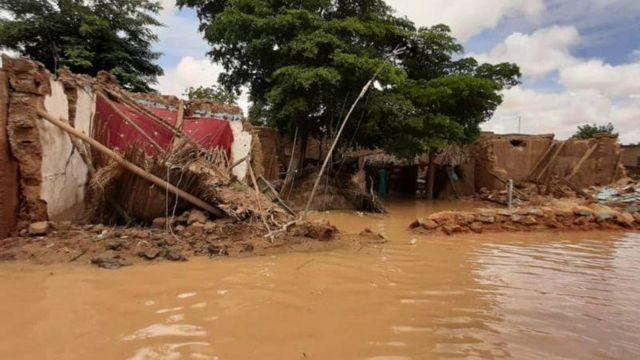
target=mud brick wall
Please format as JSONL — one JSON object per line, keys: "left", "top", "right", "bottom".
{"left": 550, "top": 136, "right": 626, "bottom": 188}
{"left": 2, "top": 56, "right": 93, "bottom": 225}
{"left": 0, "top": 69, "right": 19, "bottom": 237}
{"left": 3, "top": 56, "right": 50, "bottom": 224}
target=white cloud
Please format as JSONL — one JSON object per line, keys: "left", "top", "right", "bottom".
{"left": 475, "top": 24, "right": 640, "bottom": 144}
{"left": 155, "top": 56, "right": 223, "bottom": 97}
{"left": 475, "top": 25, "right": 581, "bottom": 78}
{"left": 559, "top": 60, "right": 640, "bottom": 97}
{"left": 155, "top": 57, "right": 250, "bottom": 115}
{"left": 386, "top": 0, "right": 545, "bottom": 40}
{"left": 485, "top": 87, "right": 640, "bottom": 144}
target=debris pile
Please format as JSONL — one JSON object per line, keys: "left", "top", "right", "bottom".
{"left": 409, "top": 198, "right": 640, "bottom": 235}
{"left": 0, "top": 56, "right": 358, "bottom": 268}
{"left": 0, "top": 209, "right": 340, "bottom": 269}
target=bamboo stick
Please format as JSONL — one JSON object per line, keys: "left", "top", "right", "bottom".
{"left": 304, "top": 74, "right": 379, "bottom": 214}
{"left": 281, "top": 127, "right": 298, "bottom": 196}
{"left": 36, "top": 108, "right": 226, "bottom": 218}
{"left": 97, "top": 92, "right": 164, "bottom": 153}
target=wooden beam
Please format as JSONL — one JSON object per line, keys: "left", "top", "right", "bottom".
{"left": 97, "top": 92, "right": 164, "bottom": 153}
{"left": 535, "top": 141, "right": 566, "bottom": 183}
{"left": 566, "top": 143, "right": 598, "bottom": 180}
{"left": 527, "top": 141, "right": 556, "bottom": 180}
{"left": 36, "top": 108, "right": 226, "bottom": 218}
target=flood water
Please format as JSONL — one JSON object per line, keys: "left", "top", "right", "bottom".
{"left": 1, "top": 200, "right": 640, "bottom": 359}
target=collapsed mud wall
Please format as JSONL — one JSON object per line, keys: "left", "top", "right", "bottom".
{"left": 475, "top": 133, "right": 554, "bottom": 190}
{"left": 1, "top": 56, "right": 257, "bottom": 235}
{"left": 475, "top": 133, "right": 625, "bottom": 190}
{"left": 4, "top": 56, "right": 51, "bottom": 224}
{"left": 254, "top": 126, "right": 281, "bottom": 181}
{"left": 0, "top": 69, "right": 19, "bottom": 237}
{"left": 2, "top": 57, "right": 94, "bottom": 225}
{"left": 40, "top": 77, "right": 91, "bottom": 220}
{"left": 229, "top": 121, "right": 252, "bottom": 180}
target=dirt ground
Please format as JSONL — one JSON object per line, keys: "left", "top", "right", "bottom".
{"left": 0, "top": 215, "right": 382, "bottom": 269}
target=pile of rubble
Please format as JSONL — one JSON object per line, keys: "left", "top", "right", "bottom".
{"left": 0, "top": 209, "right": 340, "bottom": 269}
{"left": 410, "top": 197, "right": 640, "bottom": 235}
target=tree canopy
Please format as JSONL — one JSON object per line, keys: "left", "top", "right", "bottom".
{"left": 573, "top": 123, "right": 618, "bottom": 139}
{"left": 183, "top": 85, "right": 238, "bottom": 104}
{"left": 0, "top": 0, "right": 164, "bottom": 92}
{"left": 177, "top": 0, "right": 521, "bottom": 158}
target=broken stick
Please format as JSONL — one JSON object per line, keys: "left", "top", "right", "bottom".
{"left": 36, "top": 108, "right": 226, "bottom": 218}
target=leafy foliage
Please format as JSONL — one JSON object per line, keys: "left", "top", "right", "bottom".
{"left": 573, "top": 123, "right": 618, "bottom": 139}
{"left": 178, "top": 0, "right": 521, "bottom": 157}
{"left": 0, "top": 0, "right": 164, "bottom": 92}
{"left": 183, "top": 85, "right": 238, "bottom": 104}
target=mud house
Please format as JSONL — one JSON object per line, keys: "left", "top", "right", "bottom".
{"left": 0, "top": 56, "right": 270, "bottom": 238}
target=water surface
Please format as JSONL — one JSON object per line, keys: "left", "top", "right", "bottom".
{"left": 1, "top": 200, "right": 639, "bottom": 359}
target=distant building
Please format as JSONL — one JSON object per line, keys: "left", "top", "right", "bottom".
{"left": 621, "top": 144, "right": 640, "bottom": 177}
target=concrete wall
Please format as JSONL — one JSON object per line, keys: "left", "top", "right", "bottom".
{"left": 39, "top": 78, "right": 90, "bottom": 220}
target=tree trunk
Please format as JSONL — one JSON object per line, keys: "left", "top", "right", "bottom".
{"left": 426, "top": 150, "right": 437, "bottom": 200}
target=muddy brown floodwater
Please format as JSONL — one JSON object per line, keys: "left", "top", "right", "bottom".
{"left": 1, "top": 200, "right": 640, "bottom": 359}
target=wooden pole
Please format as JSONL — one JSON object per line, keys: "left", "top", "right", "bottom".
{"left": 171, "top": 100, "right": 186, "bottom": 151}
{"left": 36, "top": 108, "right": 226, "bottom": 218}
{"left": 281, "top": 127, "right": 299, "bottom": 195}
{"left": 536, "top": 141, "right": 566, "bottom": 183}
{"left": 527, "top": 141, "right": 556, "bottom": 180}
{"left": 566, "top": 143, "right": 598, "bottom": 180}
{"left": 304, "top": 77, "right": 377, "bottom": 214}
{"left": 97, "top": 92, "right": 164, "bottom": 153}
{"left": 175, "top": 100, "right": 185, "bottom": 130}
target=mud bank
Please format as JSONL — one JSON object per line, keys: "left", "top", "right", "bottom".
{"left": 410, "top": 198, "right": 640, "bottom": 235}
{"left": 0, "top": 210, "right": 366, "bottom": 269}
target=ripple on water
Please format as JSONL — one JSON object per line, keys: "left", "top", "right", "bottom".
{"left": 123, "top": 324, "right": 206, "bottom": 341}
{"left": 128, "top": 342, "right": 215, "bottom": 360}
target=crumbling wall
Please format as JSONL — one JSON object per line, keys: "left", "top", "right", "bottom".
{"left": 254, "top": 126, "right": 281, "bottom": 181}
{"left": 4, "top": 56, "right": 50, "bottom": 224}
{"left": 229, "top": 121, "right": 252, "bottom": 181}
{"left": 0, "top": 69, "right": 19, "bottom": 237}
{"left": 475, "top": 132, "right": 625, "bottom": 191}
{"left": 3, "top": 56, "right": 93, "bottom": 224}
{"left": 547, "top": 136, "right": 625, "bottom": 188}
{"left": 475, "top": 133, "right": 554, "bottom": 190}
{"left": 39, "top": 78, "right": 90, "bottom": 220}
{"left": 437, "top": 160, "right": 476, "bottom": 199}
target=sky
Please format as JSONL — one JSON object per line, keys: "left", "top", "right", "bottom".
{"left": 153, "top": 0, "right": 640, "bottom": 144}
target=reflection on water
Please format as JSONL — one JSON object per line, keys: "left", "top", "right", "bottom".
{"left": 0, "top": 200, "right": 639, "bottom": 359}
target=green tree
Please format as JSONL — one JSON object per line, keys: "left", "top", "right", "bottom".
{"left": 177, "top": 0, "right": 409, "bottom": 137}
{"left": 183, "top": 85, "right": 238, "bottom": 104}
{"left": 178, "top": 0, "right": 520, "bottom": 198}
{"left": 572, "top": 123, "right": 617, "bottom": 139}
{"left": 0, "top": 0, "right": 164, "bottom": 92}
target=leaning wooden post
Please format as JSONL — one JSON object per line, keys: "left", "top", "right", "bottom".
{"left": 36, "top": 108, "right": 226, "bottom": 218}
{"left": 303, "top": 77, "right": 377, "bottom": 214}
{"left": 171, "top": 100, "right": 186, "bottom": 151}
{"left": 97, "top": 92, "right": 165, "bottom": 153}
